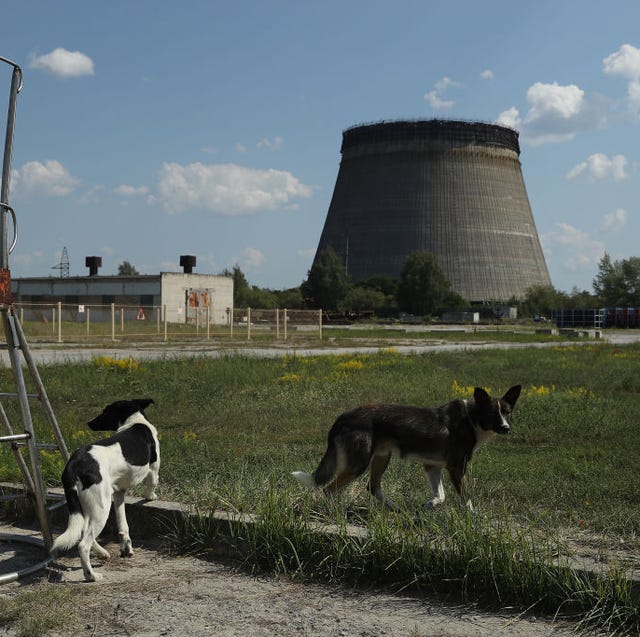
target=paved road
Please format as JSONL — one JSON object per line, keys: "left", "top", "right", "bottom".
{"left": 1, "top": 329, "right": 638, "bottom": 367}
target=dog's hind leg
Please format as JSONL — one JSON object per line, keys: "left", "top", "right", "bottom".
{"left": 424, "top": 466, "right": 446, "bottom": 509}
{"left": 324, "top": 469, "right": 359, "bottom": 495}
{"left": 113, "top": 490, "right": 134, "bottom": 557}
{"left": 368, "top": 453, "right": 397, "bottom": 510}
{"left": 78, "top": 490, "right": 112, "bottom": 581}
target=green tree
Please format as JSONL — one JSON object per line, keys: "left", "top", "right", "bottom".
{"left": 301, "top": 247, "right": 351, "bottom": 310}
{"left": 274, "top": 287, "right": 303, "bottom": 309}
{"left": 396, "top": 252, "right": 456, "bottom": 315}
{"left": 221, "top": 265, "right": 250, "bottom": 306}
{"left": 518, "top": 285, "right": 569, "bottom": 318}
{"left": 117, "top": 261, "right": 139, "bottom": 275}
{"left": 593, "top": 253, "right": 640, "bottom": 306}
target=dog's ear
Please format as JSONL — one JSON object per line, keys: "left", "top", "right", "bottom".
{"left": 135, "top": 398, "right": 155, "bottom": 413}
{"left": 502, "top": 385, "right": 521, "bottom": 409}
{"left": 473, "top": 387, "right": 491, "bottom": 404}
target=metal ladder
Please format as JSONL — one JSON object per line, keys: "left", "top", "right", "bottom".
{"left": 0, "top": 56, "right": 69, "bottom": 581}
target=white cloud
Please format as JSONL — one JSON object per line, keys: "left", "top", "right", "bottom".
{"left": 114, "top": 184, "right": 150, "bottom": 196}
{"left": 156, "top": 162, "right": 313, "bottom": 215}
{"left": 526, "top": 82, "right": 584, "bottom": 120}
{"left": 602, "top": 208, "right": 628, "bottom": 232}
{"left": 566, "top": 153, "right": 628, "bottom": 181}
{"left": 504, "top": 81, "right": 607, "bottom": 145}
{"left": 235, "top": 143, "right": 247, "bottom": 154}
{"left": 424, "top": 77, "right": 460, "bottom": 110}
{"left": 602, "top": 44, "right": 640, "bottom": 80}
{"left": 602, "top": 44, "right": 640, "bottom": 114}
{"left": 257, "top": 136, "right": 284, "bottom": 150}
{"left": 541, "top": 222, "right": 604, "bottom": 272}
{"left": 28, "top": 48, "right": 95, "bottom": 78}
{"left": 242, "top": 247, "right": 266, "bottom": 268}
{"left": 496, "top": 106, "right": 521, "bottom": 130}
{"left": 480, "top": 69, "right": 494, "bottom": 80}
{"left": 13, "top": 160, "right": 80, "bottom": 196}
{"left": 79, "top": 184, "right": 105, "bottom": 205}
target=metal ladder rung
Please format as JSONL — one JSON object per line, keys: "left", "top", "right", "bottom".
{"left": 0, "top": 432, "right": 30, "bottom": 443}
{"left": 0, "top": 392, "right": 40, "bottom": 400}
{"left": 12, "top": 442, "right": 60, "bottom": 451}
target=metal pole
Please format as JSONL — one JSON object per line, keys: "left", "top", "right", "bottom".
{"left": 0, "top": 58, "right": 22, "bottom": 271}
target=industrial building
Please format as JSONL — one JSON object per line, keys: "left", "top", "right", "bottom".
{"left": 10, "top": 255, "right": 234, "bottom": 324}
{"left": 313, "top": 119, "right": 552, "bottom": 303}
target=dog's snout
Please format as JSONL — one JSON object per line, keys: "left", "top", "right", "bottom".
{"left": 499, "top": 423, "right": 510, "bottom": 434}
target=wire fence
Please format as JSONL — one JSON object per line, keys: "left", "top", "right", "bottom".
{"left": 7, "top": 303, "right": 324, "bottom": 344}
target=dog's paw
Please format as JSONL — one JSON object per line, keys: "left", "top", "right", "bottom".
{"left": 119, "top": 537, "right": 134, "bottom": 557}
{"left": 145, "top": 492, "right": 158, "bottom": 501}
{"left": 86, "top": 571, "right": 104, "bottom": 582}
{"left": 120, "top": 544, "right": 134, "bottom": 558}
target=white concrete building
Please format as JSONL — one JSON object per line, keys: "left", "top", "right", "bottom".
{"left": 11, "top": 271, "right": 234, "bottom": 325}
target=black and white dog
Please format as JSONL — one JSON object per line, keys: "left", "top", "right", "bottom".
{"left": 293, "top": 386, "right": 521, "bottom": 511}
{"left": 51, "top": 398, "right": 159, "bottom": 582}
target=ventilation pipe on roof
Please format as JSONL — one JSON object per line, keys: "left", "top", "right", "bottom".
{"left": 180, "top": 255, "right": 196, "bottom": 273}
{"left": 85, "top": 256, "right": 102, "bottom": 276}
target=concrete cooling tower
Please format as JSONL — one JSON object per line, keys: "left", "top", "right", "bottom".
{"left": 313, "top": 119, "right": 552, "bottom": 302}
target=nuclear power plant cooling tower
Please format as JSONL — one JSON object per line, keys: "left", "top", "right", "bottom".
{"left": 313, "top": 119, "right": 552, "bottom": 302}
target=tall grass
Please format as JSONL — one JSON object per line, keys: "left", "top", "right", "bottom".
{"left": 169, "top": 487, "right": 640, "bottom": 634}
{"left": 1, "top": 342, "right": 640, "bottom": 632}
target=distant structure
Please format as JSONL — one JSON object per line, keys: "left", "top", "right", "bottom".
{"left": 51, "top": 246, "right": 70, "bottom": 278}
{"left": 12, "top": 254, "right": 233, "bottom": 325}
{"left": 313, "top": 119, "right": 552, "bottom": 302}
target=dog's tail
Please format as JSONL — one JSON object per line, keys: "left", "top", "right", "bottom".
{"left": 50, "top": 461, "right": 84, "bottom": 555}
{"left": 292, "top": 436, "right": 340, "bottom": 490}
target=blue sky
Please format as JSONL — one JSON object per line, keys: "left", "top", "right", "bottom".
{"left": 1, "top": 1, "right": 639, "bottom": 294}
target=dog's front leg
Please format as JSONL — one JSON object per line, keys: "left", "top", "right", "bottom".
{"left": 447, "top": 466, "right": 474, "bottom": 512}
{"left": 144, "top": 464, "right": 159, "bottom": 501}
{"left": 112, "top": 491, "right": 134, "bottom": 557}
{"left": 423, "top": 466, "right": 446, "bottom": 509}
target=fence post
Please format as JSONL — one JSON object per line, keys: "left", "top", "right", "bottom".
{"left": 52, "top": 306, "right": 56, "bottom": 336}
{"left": 206, "top": 306, "right": 210, "bottom": 340}
{"left": 284, "top": 308, "right": 288, "bottom": 341}
{"left": 319, "top": 309, "right": 322, "bottom": 340}
{"left": 121, "top": 308, "right": 125, "bottom": 333}
{"left": 111, "top": 303, "right": 115, "bottom": 341}
{"left": 57, "top": 301, "right": 62, "bottom": 343}
{"left": 86, "top": 307, "right": 90, "bottom": 335}
{"left": 163, "top": 305, "right": 168, "bottom": 342}
{"left": 229, "top": 307, "right": 233, "bottom": 339}
{"left": 247, "top": 307, "right": 251, "bottom": 341}
{"left": 276, "top": 308, "right": 280, "bottom": 340}
{"left": 156, "top": 307, "right": 160, "bottom": 334}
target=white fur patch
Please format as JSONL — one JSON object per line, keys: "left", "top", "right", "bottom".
{"left": 291, "top": 471, "right": 316, "bottom": 490}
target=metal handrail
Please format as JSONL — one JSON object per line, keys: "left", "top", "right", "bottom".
{"left": 0, "top": 203, "right": 17, "bottom": 254}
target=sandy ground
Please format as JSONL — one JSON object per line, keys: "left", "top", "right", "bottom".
{"left": 0, "top": 527, "right": 579, "bottom": 637}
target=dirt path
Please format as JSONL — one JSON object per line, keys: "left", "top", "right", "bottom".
{"left": 0, "top": 530, "right": 577, "bottom": 637}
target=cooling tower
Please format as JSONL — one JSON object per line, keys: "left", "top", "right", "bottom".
{"left": 313, "top": 119, "right": 552, "bottom": 302}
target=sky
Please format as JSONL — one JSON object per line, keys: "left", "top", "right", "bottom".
{"left": 0, "top": 1, "right": 639, "bottom": 294}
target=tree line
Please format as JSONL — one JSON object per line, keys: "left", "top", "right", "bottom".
{"left": 118, "top": 250, "right": 640, "bottom": 320}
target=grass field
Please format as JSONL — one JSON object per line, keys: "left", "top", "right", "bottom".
{"left": 1, "top": 338, "right": 639, "bottom": 632}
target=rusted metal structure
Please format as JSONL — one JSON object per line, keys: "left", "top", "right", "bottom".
{"left": 313, "top": 119, "right": 551, "bottom": 302}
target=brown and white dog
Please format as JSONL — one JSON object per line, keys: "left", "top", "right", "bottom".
{"left": 51, "top": 399, "right": 158, "bottom": 581}
{"left": 292, "top": 386, "right": 521, "bottom": 511}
